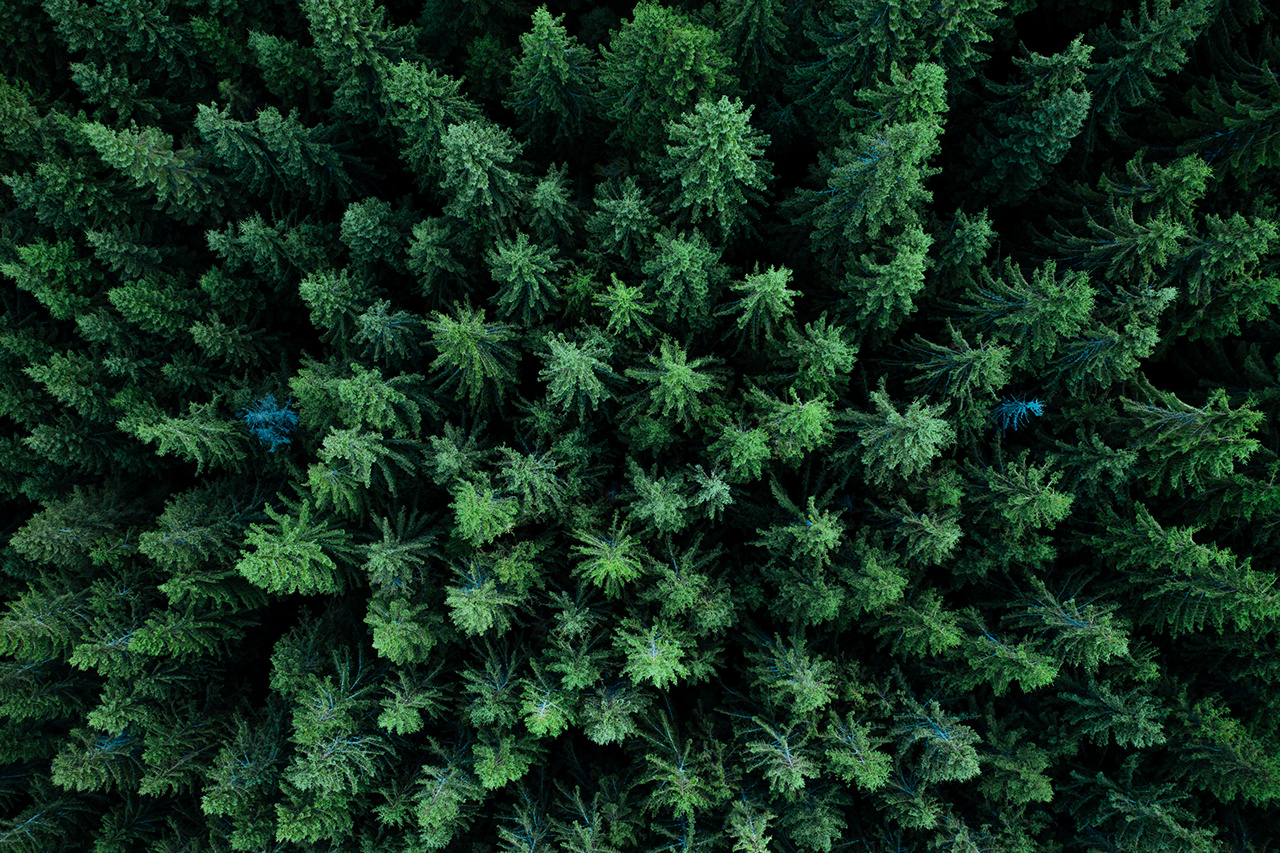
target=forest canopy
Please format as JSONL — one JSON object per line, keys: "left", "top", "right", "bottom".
{"left": 2, "top": 0, "right": 1280, "bottom": 851}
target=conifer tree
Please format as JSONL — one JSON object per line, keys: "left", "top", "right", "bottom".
{"left": 9, "top": 1, "right": 1280, "bottom": 849}
{"left": 1174, "top": 31, "right": 1280, "bottom": 187}
{"left": 781, "top": 314, "right": 858, "bottom": 399}
{"left": 538, "top": 328, "right": 617, "bottom": 420}
{"left": 43, "top": 0, "right": 200, "bottom": 82}
{"left": 235, "top": 494, "right": 360, "bottom": 595}
{"left": 1085, "top": 0, "right": 1215, "bottom": 141}
{"left": 894, "top": 698, "right": 982, "bottom": 784}
{"left": 424, "top": 303, "right": 520, "bottom": 409}
{"left": 659, "top": 96, "right": 773, "bottom": 241}
{"left": 300, "top": 0, "right": 417, "bottom": 126}
{"left": 247, "top": 32, "right": 325, "bottom": 111}
{"left": 586, "top": 177, "right": 659, "bottom": 265}
{"left": 965, "top": 37, "right": 1093, "bottom": 205}
{"left": 525, "top": 163, "right": 579, "bottom": 245}
{"left": 597, "top": 2, "right": 732, "bottom": 156}
{"left": 957, "top": 258, "right": 1096, "bottom": 372}
{"left": 383, "top": 62, "right": 484, "bottom": 184}
{"left": 898, "top": 320, "right": 1009, "bottom": 431}
{"left": 641, "top": 230, "right": 726, "bottom": 333}
{"left": 79, "top": 121, "right": 221, "bottom": 223}
{"left": 506, "top": 6, "right": 598, "bottom": 147}
{"left": 788, "top": 0, "right": 932, "bottom": 126}
{"left": 120, "top": 399, "right": 250, "bottom": 474}
{"left": 1120, "top": 384, "right": 1264, "bottom": 496}
{"left": 487, "top": 231, "right": 562, "bottom": 325}
{"left": 439, "top": 119, "right": 527, "bottom": 234}
{"left": 195, "top": 104, "right": 360, "bottom": 204}
{"left": 793, "top": 118, "right": 941, "bottom": 264}
{"left": 842, "top": 381, "right": 957, "bottom": 487}
{"left": 625, "top": 338, "right": 725, "bottom": 430}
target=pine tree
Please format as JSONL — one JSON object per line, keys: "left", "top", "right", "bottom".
{"left": 659, "top": 96, "right": 773, "bottom": 241}
{"left": 820, "top": 710, "right": 892, "bottom": 791}
{"left": 425, "top": 303, "right": 520, "bottom": 409}
{"left": 1168, "top": 212, "right": 1280, "bottom": 341}
{"left": 965, "top": 37, "right": 1093, "bottom": 206}
{"left": 439, "top": 119, "right": 527, "bottom": 235}
{"left": 1174, "top": 32, "right": 1280, "bottom": 187}
{"left": 708, "top": 415, "right": 772, "bottom": 484}
{"left": 788, "top": 0, "right": 933, "bottom": 127}
{"left": 1091, "top": 502, "right": 1280, "bottom": 636}
{"left": 195, "top": 104, "right": 360, "bottom": 204}
{"left": 1171, "top": 694, "right": 1280, "bottom": 807}
{"left": 1085, "top": 0, "right": 1215, "bottom": 142}
{"left": 744, "top": 632, "right": 838, "bottom": 716}
{"left": 449, "top": 478, "right": 519, "bottom": 547}
{"left": 597, "top": 2, "right": 732, "bottom": 156}
{"left": 570, "top": 515, "right": 648, "bottom": 599}
{"left": 879, "top": 496, "right": 964, "bottom": 567}
{"left": 792, "top": 119, "right": 941, "bottom": 266}
{"left": 898, "top": 320, "right": 1009, "bottom": 431}
{"left": 741, "top": 716, "right": 820, "bottom": 800}
{"left": 341, "top": 197, "right": 414, "bottom": 274}
{"left": 781, "top": 313, "right": 858, "bottom": 399}
{"left": 966, "top": 451, "right": 1074, "bottom": 539}
{"left": 506, "top": 6, "right": 598, "bottom": 146}
{"left": 406, "top": 215, "right": 475, "bottom": 303}
{"left": 838, "top": 220, "right": 933, "bottom": 334}
{"left": 383, "top": 61, "right": 484, "bottom": 184}
{"left": 309, "top": 426, "right": 419, "bottom": 516}
{"left": 750, "top": 389, "right": 836, "bottom": 467}
{"left": 976, "top": 715, "right": 1054, "bottom": 806}
{"left": 2, "top": 238, "right": 104, "bottom": 322}
{"left": 538, "top": 328, "right": 617, "bottom": 419}
{"left": 518, "top": 661, "right": 577, "bottom": 738}
{"left": 235, "top": 494, "right": 360, "bottom": 595}
{"left": 636, "top": 710, "right": 731, "bottom": 820}
{"left": 893, "top": 698, "right": 981, "bottom": 784}
{"left": 725, "top": 796, "right": 776, "bottom": 853}
{"left": 525, "top": 163, "right": 579, "bottom": 245}
{"left": 1006, "top": 577, "right": 1131, "bottom": 672}
{"left": 207, "top": 213, "right": 334, "bottom": 283}
{"left": 641, "top": 230, "right": 726, "bottom": 333}
{"left": 487, "top": 231, "right": 562, "bottom": 325}
{"left": 842, "top": 381, "right": 956, "bottom": 487}
{"left": 958, "top": 621, "right": 1060, "bottom": 695}
{"left": 1069, "top": 766, "right": 1224, "bottom": 853}
{"left": 120, "top": 399, "right": 251, "bottom": 474}
{"left": 300, "top": 0, "right": 417, "bottom": 126}
{"left": 625, "top": 461, "right": 692, "bottom": 535}
{"left": 79, "top": 120, "right": 221, "bottom": 224}
{"left": 474, "top": 731, "right": 542, "bottom": 790}
{"left": 924, "top": 0, "right": 1003, "bottom": 79}
{"left": 43, "top": 0, "right": 200, "bottom": 82}
{"left": 625, "top": 338, "right": 725, "bottom": 430}
{"left": 1120, "top": 384, "right": 1264, "bottom": 496}
{"left": 719, "top": 265, "right": 796, "bottom": 350}
{"left": 586, "top": 177, "right": 659, "bottom": 265}
{"left": 247, "top": 32, "right": 325, "bottom": 111}
{"left": 957, "top": 258, "right": 1096, "bottom": 372}
{"left": 412, "top": 753, "right": 487, "bottom": 848}
{"left": 774, "top": 782, "right": 850, "bottom": 849}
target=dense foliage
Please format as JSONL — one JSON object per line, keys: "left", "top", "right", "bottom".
{"left": 2, "top": 0, "right": 1280, "bottom": 851}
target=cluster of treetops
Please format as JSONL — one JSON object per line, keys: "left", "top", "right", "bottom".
{"left": 1, "top": 0, "right": 1279, "bottom": 849}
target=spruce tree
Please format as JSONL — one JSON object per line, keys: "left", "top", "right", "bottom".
{"left": 597, "top": 2, "right": 732, "bottom": 157}
{"left": 506, "top": 6, "right": 598, "bottom": 147}
{"left": 659, "top": 96, "right": 773, "bottom": 241}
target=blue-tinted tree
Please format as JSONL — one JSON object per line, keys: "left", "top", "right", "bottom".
{"left": 239, "top": 395, "right": 299, "bottom": 452}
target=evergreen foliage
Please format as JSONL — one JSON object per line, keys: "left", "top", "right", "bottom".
{"left": 3, "top": 3, "right": 1280, "bottom": 851}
